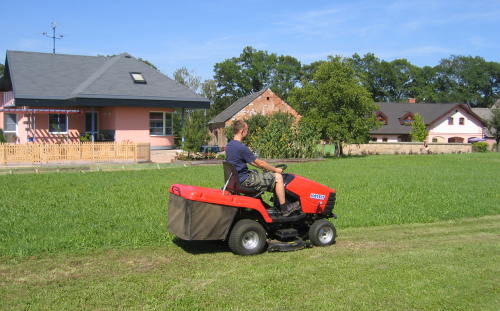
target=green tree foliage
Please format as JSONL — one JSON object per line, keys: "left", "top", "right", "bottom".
{"left": 472, "top": 142, "right": 489, "bottom": 153}
{"left": 171, "top": 67, "right": 209, "bottom": 147}
{"left": 301, "top": 60, "right": 326, "bottom": 84}
{"left": 486, "top": 103, "right": 500, "bottom": 147}
{"left": 137, "top": 58, "right": 158, "bottom": 70}
{"left": 349, "top": 53, "right": 388, "bottom": 101}
{"left": 382, "top": 59, "right": 421, "bottom": 102}
{"left": 223, "top": 112, "right": 320, "bottom": 159}
{"left": 211, "top": 46, "right": 302, "bottom": 118}
{"left": 0, "top": 129, "right": 6, "bottom": 143}
{"left": 200, "top": 79, "right": 217, "bottom": 104}
{"left": 224, "top": 114, "right": 270, "bottom": 148}
{"left": 409, "top": 66, "right": 440, "bottom": 103}
{"left": 173, "top": 67, "right": 201, "bottom": 92}
{"left": 0, "top": 63, "right": 4, "bottom": 76}
{"left": 349, "top": 53, "right": 500, "bottom": 106}
{"left": 435, "top": 55, "right": 500, "bottom": 107}
{"left": 288, "top": 56, "right": 382, "bottom": 155}
{"left": 409, "top": 113, "right": 429, "bottom": 142}
{"left": 182, "top": 110, "right": 210, "bottom": 157}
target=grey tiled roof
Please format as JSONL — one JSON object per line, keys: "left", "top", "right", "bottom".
{"left": 2, "top": 50, "right": 209, "bottom": 108}
{"left": 472, "top": 107, "right": 494, "bottom": 137}
{"left": 371, "top": 102, "right": 482, "bottom": 135}
{"left": 208, "top": 89, "right": 268, "bottom": 124}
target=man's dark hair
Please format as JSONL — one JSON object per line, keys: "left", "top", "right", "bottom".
{"left": 233, "top": 120, "right": 247, "bottom": 134}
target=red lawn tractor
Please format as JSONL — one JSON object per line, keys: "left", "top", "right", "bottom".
{"left": 167, "top": 162, "right": 337, "bottom": 256}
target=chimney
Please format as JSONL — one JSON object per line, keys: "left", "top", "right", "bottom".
{"left": 408, "top": 98, "right": 416, "bottom": 103}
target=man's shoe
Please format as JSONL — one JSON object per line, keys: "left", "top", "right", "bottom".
{"left": 282, "top": 201, "right": 301, "bottom": 217}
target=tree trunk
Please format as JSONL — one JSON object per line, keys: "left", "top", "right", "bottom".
{"left": 337, "top": 142, "right": 344, "bottom": 156}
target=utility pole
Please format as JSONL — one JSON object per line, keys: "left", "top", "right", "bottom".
{"left": 41, "top": 22, "right": 64, "bottom": 53}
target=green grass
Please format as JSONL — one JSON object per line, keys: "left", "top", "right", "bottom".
{"left": 1, "top": 153, "right": 500, "bottom": 310}
{"left": 1, "top": 153, "right": 499, "bottom": 258}
{"left": 1, "top": 215, "right": 499, "bottom": 310}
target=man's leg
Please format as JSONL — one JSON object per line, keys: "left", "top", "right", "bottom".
{"left": 274, "top": 173, "right": 301, "bottom": 216}
{"left": 274, "top": 173, "right": 286, "bottom": 205}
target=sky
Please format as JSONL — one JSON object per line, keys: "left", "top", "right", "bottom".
{"left": 2, "top": 0, "right": 500, "bottom": 83}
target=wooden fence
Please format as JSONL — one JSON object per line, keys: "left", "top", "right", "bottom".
{"left": 0, "top": 142, "right": 150, "bottom": 165}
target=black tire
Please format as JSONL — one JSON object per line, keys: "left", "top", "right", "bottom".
{"left": 309, "top": 220, "right": 336, "bottom": 247}
{"left": 228, "top": 219, "right": 266, "bottom": 256}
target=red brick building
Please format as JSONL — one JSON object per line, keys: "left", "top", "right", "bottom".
{"left": 208, "top": 88, "right": 300, "bottom": 146}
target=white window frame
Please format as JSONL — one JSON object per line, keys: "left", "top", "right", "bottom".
{"left": 150, "top": 112, "right": 173, "bottom": 136}
{"left": 3, "top": 113, "right": 17, "bottom": 134}
{"left": 48, "top": 114, "right": 67, "bottom": 134}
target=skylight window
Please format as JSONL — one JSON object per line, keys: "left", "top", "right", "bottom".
{"left": 130, "top": 72, "right": 146, "bottom": 84}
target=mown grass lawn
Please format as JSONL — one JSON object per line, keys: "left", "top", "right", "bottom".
{"left": 1, "top": 153, "right": 500, "bottom": 310}
{"left": 1, "top": 216, "right": 499, "bottom": 310}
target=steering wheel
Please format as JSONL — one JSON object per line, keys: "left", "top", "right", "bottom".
{"left": 274, "top": 164, "right": 287, "bottom": 172}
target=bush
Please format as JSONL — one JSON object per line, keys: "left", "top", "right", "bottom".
{"left": 472, "top": 142, "right": 489, "bottom": 153}
{"left": 493, "top": 143, "right": 499, "bottom": 152}
{"left": 216, "top": 153, "right": 226, "bottom": 160}
{"left": 249, "top": 113, "right": 320, "bottom": 159}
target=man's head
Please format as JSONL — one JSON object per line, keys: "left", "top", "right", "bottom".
{"left": 233, "top": 120, "right": 249, "bottom": 140}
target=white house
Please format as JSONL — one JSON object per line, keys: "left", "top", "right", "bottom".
{"left": 371, "top": 101, "right": 484, "bottom": 143}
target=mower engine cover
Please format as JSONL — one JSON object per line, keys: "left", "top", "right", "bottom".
{"left": 284, "top": 174, "right": 336, "bottom": 216}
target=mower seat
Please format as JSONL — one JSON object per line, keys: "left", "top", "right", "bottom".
{"left": 222, "top": 161, "right": 263, "bottom": 198}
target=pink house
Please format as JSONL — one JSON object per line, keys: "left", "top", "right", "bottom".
{"left": 371, "top": 101, "right": 485, "bottom": 143}
{"left": 0, "top": 51, "right": 209, "bottom": 148}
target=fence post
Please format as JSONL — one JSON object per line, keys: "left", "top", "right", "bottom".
{"left": 1, "top": 144, "right": 5, "bottom": 165}
{"left": 40, "top": 143, "right": 44, "bottom": 164}
{"left": 134, "top": 143, "right": 137, "bottom": 162}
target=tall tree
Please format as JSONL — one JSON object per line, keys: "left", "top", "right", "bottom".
{"left": 301, "top": 60, "right": 326, "bottom": 84}
{"left": 182, "top": 109, "right": 210, "bottom": 157}
{"left": 212, "top": 46, "right": 302, "bottom": 118}
{"left": 435, "top": 55, "right": 500, "bottom": 107}
{"left": 349, "top": 53, "right": 388, "bottom": 101}
{"left": 486, "top": 104, "right": 500, "bottom": 149}
{"left": 409, "top": 113, "right": 429, "bottom": 142}
{"left": 173, "top": 67, "right": 201, "bottom": 93}
{"left": 409, "top": 66, "right": 440, "bottom": 103}
{"left": 381, "top": 59, "right": 420, "bottom": 102}
{"left": 200, "top": 79, "right": 217, "bottom": 104}
{"left": 288, "top": 55, "right": 382, "bottom": 155}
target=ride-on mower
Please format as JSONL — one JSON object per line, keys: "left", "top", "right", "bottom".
{"left": 167, "top": 161, "right": 337, "bottom": 256}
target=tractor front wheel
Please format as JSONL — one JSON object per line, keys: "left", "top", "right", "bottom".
{"left": 309, "top": 220, "right": 336, "bottom": 247}
{"left": 228, "top": 219, "right": 266, "bottom": 256}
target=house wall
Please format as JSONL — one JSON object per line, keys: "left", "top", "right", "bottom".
{"left": 429, "top": 107, "right": 483, "bottom": 143}
{"left": 11, "top": 106, "right": 175, "bottom": 148}
{"left": 370, "top": 135, "right": 400, "bottom": 142}
{"left": 110, "top": 107, "right": 175, "bottom": 148}
{"left": 18, "top": 113, "right": 81, "bottom": 143}
{"left": 209, "top": 89, "right": 300, "bottom": 146}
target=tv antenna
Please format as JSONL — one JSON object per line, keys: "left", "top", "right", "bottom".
{"left": 41, "top": 22, "right": 64, "bottom": 53}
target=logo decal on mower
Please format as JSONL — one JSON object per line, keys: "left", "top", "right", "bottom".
{"left": 310, "top": 193, "right": 326, "bottom": 200}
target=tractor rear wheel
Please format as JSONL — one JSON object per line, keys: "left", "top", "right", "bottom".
{"left": 309, "top": 220, "right": 336, "bottom": 247}
{"left": 228, "top": 219, "right": 266, "bottom": 256}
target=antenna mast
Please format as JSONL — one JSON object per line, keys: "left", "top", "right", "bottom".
{"left": 42, "top": 22, "right": 64, "bottom": 53}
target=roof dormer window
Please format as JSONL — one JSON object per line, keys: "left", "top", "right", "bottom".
{"left": 376, "top": 112, "right": 388, "bottom": 125}
{"left": 401, "top": 112, "right": 414, "bottom": 125}
{"left": 130, "top": 72, "right": 146, "bottom": 84}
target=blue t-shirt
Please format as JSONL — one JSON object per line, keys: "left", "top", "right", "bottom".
{"left": 225, "top": 140, "right": 257, "bottom": 183}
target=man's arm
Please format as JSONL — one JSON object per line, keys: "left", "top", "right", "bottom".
{"left": 250, "top": 158, "right": 283, "bottom": 173}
